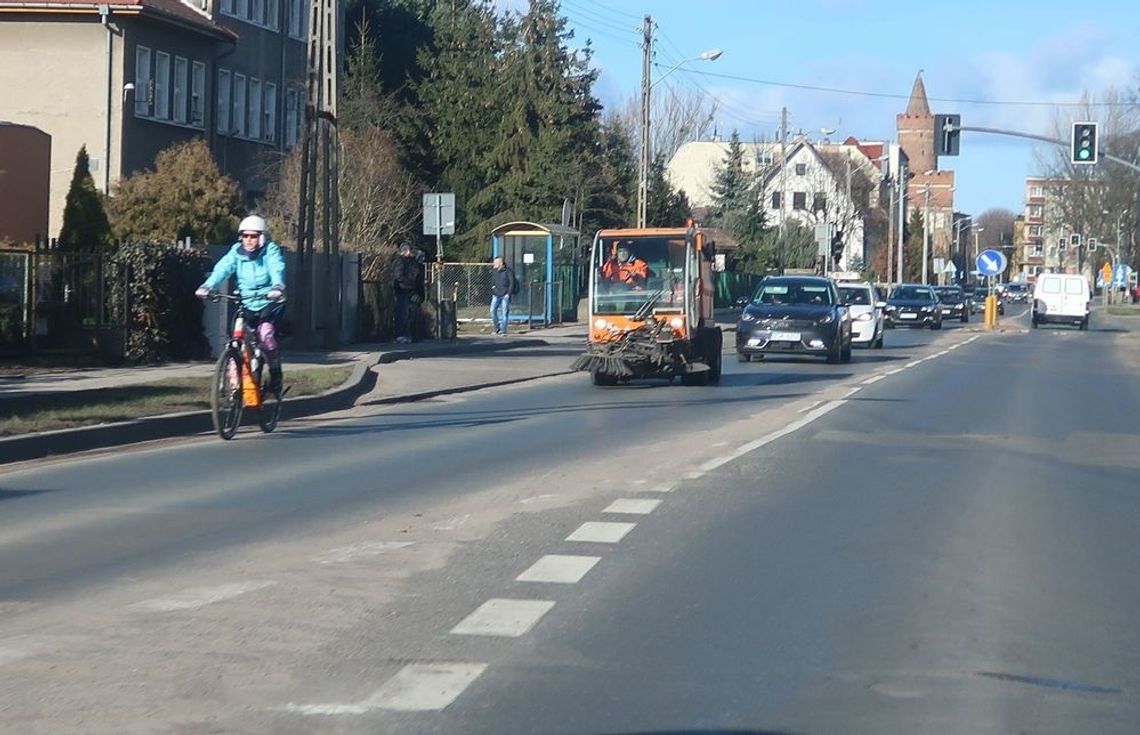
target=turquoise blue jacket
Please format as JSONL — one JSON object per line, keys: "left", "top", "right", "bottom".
{"left": 201, "top": 241, "right": 286, "bottom": 312}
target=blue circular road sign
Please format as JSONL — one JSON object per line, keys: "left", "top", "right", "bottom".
{"left": 976, "top": 249, "right": 1008, "bottom": 277}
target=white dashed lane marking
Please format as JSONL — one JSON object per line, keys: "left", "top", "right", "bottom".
{"left": 566, "top": 521, "right": 637, "bottom": 543}
{"left": 603, "top": 498, "right": 662, "bottom": 515}
{"left": 128, "top": 581, "right": 276, "bottom": 612}
{"left": 516, "top": 554, "right": 601, "bottom": 584}
{"left": 862, "top": 374, "right": 885, "bottom": 385}
{"left": 642, "top": 483, "right": 676, "bottom": 493}
{"left": 285, "top": 662, "right": 488, "bottom": 714}
{"left": 450, "top": 598, "right": 555, "bottom": 637}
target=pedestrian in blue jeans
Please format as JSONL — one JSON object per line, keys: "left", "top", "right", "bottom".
{"left": 490, "top": 256, "right": 516, "bottom": 335}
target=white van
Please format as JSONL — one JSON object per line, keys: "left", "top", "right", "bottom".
{"left": 1032, "top": 273, "right": 1090, "bottom": 330}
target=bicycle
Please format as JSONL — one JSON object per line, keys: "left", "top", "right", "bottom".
{"left": 206, "top": 291, "right": 287, "bottom": 440}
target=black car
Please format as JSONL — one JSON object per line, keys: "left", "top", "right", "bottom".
{"left": 736, "top": 276, "right": 853, "bottom": 363}
{"left": 935, "top": 285, "right": 969, "bottom": 323}
{"left": 1004, "top": 282, "right": 1030, "bottom": 304}
{"left": 884, "top": 284, "right": 943, "bottom": 329}
{"left": 970, "top": 282, "right": 1005, "bottom": 315}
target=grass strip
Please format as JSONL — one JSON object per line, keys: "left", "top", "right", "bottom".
{"left": 1106, "top": 305, "right": 1140, "bottom": 316}
{"left": 0, "top": 365, "right": 354, "bottom": 437}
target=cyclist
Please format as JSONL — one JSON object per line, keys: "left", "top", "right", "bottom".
{"left": 196, "top": 214, "right": 286, "bottom": 393}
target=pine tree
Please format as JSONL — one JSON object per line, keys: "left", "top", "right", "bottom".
{"left": 58, "top": 146, "right": 113, "bottom": 252}
{"left": 708, "top": 131, "right": 769, "bottom": 270}
{"left": 644, "top": 153, "right": 691, "bottom": 227}
{"left": 904, "top": 208, "right": 928, "bottom": 283}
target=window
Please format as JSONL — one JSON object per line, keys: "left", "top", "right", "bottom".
{"left": 173, "top": 57, "right": 188, "bottom": 124}
{"left": 794, "top": 163, "right": 807, "bottom": 176}
{"left": 1031, "top": 185, "right": 1043, "bottom": 197}
{"left": 1032, "top": 243, "right": 1044, "bottom": 256}
{"left": 235, "top": 0, "right": 248, "bottom": 20}
{"left": 1029, "top": 225, "right": 1041, "bottom": 236}
{"left": 285, "top": 88, "right": 299, "bottom": 148}
{"left": 154, "top": 51, "right": 171, "bottom": 119}
{"left": 289, "top": 0, "right": 307, "bottom": 38}
{"left": 770, "top": 191, "right": 781, "bottom": 209}
{"left": 812, "top": 193, "right": 827, "bottom": 212}
{"left": 251, "top": 0, "right": 264, "bottom": 24}
{"left": 754, "top": 151, "right": 773, "bottom": 167}
{"left": 232, "top": 74, "right": 247, "bottom": 136}
{"left": 216, "top": 69, "right": 231, "bottom": 134}
{"left": 220, "top": 0, "right": 233, "bottom": 13}
{"left": 266, "top": 0, "right": 279, "bottom": 29}
{"left": 264, "top": 82, "right": 277, "bottom": 142}
{"left": 134, "top": 46, "right": 152, "bottom": 117}
{"left": 249, "top": 78, "right": 262, "bottom": 141}
{"left": 191, "top": 61, "right": 205, "bottom": 127}
{"left": 792, "top": 192, "right": 806, "bottom": 210}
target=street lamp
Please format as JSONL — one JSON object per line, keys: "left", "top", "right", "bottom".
{"left": 637, "top": 47, "right": 723, "bottom": 227}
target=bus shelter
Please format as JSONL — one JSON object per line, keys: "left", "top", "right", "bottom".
{"left": 490, "top": 221, "right": 580, "bottom": 324}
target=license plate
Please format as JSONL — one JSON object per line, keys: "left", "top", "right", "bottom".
{"left": 770, "top": 331, "right": 800, "bottom": 342}
{"left": 900, "top": 313, "right": 917, "bottom": 319}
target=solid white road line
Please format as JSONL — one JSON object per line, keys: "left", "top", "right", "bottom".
{"left": 285, "top": 662, "right": 488, "bottom": 715}
{"left": 450, "top": 598, "right": 555, "bottom": 637}
{"left": 516, "top": 554, "right": 601, "bottom": 584}
{"left": 697, "top": 399, "right": 846, "bottom": 474}
{"left": 565, "top": 521, "right": 637, "bottom": 544}
{"left": 128, "top": 580, "right": 276, "bottom": 612}
{"left": 905, "top": 360, "right": 921, "bottom": 368}
{"left": 602, "top": 498, "right": 662, "bottom": 515}
{"left": 313, "top": 541, "right": 412, "bottom": 564}
{"left": 842, "top": 387, "right": 862, "bottom": 399}
{"left": 861, "top": 374, "right": 885, "bottom": 385}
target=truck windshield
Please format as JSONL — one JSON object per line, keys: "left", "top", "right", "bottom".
{"left": 592, "top": 236, "right": 689, "bottom": 315}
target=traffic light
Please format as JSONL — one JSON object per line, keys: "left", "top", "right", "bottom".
{"left": 934, "top": 114, "right": 961, "bottom": 156}
{"left": 1071, "top": 122, "right": 1098, "bottom": 165}
{"left": 831, "top": 232, "right": 844, "bottom": 260}
{"left": 1087, "top": 236, "right": 1098, "bottom": 252}
{"left": 1070, "top": 233, "right": 1081, "bottom": 249}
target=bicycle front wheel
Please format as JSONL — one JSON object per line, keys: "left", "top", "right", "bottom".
{"left": 211, "top": 348, "right": 244, "bottom": 440}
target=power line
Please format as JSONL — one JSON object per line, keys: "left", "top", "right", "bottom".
{"left": 660, "top": 65, "right": 1139, "bottom": 108}
{"left": 560, "top": 0, "right": 641, "bottom": 37}
{"left": 567, "top": 17, "right": 641, "bottom": 49}
{"left": 650, "top": 40, "right": 782, "bottom": 128}
{"left": 561, "top": 0, "right": 641, "bottom": 23}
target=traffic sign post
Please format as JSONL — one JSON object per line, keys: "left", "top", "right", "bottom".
{"left": 976, "top": 249, "right": 1008, "bottom": 329}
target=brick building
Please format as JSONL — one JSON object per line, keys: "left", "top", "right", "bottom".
{"left": 897, "top": 72, "right": 956, "bottom": 273}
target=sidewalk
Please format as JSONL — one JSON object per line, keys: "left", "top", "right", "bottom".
{"left": 0, "top": 321, "right": 589, "bottom": 464}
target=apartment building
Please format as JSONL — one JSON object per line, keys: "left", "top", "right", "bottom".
{"left": 0, "top": 0, "right": 310, "bottom": 240}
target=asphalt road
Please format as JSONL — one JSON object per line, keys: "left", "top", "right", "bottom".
{"left": 4, "top": 308, "right": 1139, "bottom": 734}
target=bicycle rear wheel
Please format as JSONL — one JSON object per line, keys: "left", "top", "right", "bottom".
{"left": 211, "top": 348, "right": 243, "bottom": 440}
{"left": 257, "top": 366, "right": 282, "bottom": 433}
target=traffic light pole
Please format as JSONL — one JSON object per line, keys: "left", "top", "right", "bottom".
{"left": 955, "top": 126, "right": 1140, "bottom": 174}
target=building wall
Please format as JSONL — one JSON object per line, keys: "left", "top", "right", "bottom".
{"left": 0, "top": 123, "right": 51, "bottom": 244}
{"left": 0, "top": 18, "right": 111, "bottom": 239}
{"left": 897, "top": 112, "right": 936, "bottom": 175}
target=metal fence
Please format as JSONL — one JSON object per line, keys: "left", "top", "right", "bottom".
{"left": 430, "top": 262, "right": 578, "bottom": 327}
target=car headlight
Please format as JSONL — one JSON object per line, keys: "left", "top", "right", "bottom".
{"left": 921, "top": 305, "right": 934, "bottom": 312}
{"left": 884, "top": 305, "right": 897, "bottom": 312}
{"left": 817, "top": 313, "right": 835, "bottom": 324}
{"left": 740, "top": 311, "right": 756, "bottom": 322}
{"left": 854, "top": 312, "right": 872, "bottom": 321}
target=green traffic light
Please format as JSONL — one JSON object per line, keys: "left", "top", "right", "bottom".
{"left": 1079, "top": 149, "right": 1091, "bottom": 159}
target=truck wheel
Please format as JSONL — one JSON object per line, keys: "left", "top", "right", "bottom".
{"left": 591, "top": 369, "right": 618, "bottom": 386}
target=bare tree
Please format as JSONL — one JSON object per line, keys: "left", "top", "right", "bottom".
{"left": 975, "top": 208, "right": 1017, "bottom": 252}
{"left": 258, "top": 126, "right": 424, "bottom": 280}
{"left": 616, "top": 86, "right": 719, "bottom": 167}
{"left": 1035, "top": 87, "right": 1140, "bottom": 274}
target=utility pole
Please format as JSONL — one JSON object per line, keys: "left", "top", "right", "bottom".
{"left": 778, "top": 106, "right": 788, "bottom": 272}
{"left": 922, "top": 184, "right": 931, "bottom": 285}
{"left": 897, "top": 169, "right": 905, "bottom": 284}
{"left": 636, "top": 14, "right": 652, "bottom": 228}
{"left": 295, "top": 0, "right": 341, "bottom": 348}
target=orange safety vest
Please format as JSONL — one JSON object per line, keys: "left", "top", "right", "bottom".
{"left": 602, "top": 257, "right": 649, "bottom": 285}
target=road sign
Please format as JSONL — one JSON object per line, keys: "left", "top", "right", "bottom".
{"left": 423, "top": 192, "right": 456, "bottom": 236}
{"left": 975, "top": 249, "right": 1008, "bottom": 277}
{"left": 1113, "top": 263, "right": 1130, "bottom": 287}
{"left": 944, "top": 260, "right": 957, "bottom": 274}
{"left": 1102, "top": 262, "right": 1113, "bottom": 285}
{"left": 814, "top": 223, "right": 833, "bottom": 257}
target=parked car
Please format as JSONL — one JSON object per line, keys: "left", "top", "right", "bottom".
{"left": 934, "top": 285, "right": 969, "bottom": 323}
{"left": 884, "top": 284, "right": 943, "bottom": 329}
{"left": 837, "top": 281, "right": 885, "bottom": 348}
{"left": 736, "top": 276, "right": 853, "bottom": 363}
{"left": 1032, "top": 273, "right": 1090, "bottom": 330}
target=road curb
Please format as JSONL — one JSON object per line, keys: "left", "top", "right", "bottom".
{"left": 0, "top": 339, "right": 553, "bottom": 466}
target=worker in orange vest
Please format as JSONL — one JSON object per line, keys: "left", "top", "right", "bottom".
{"left": 601, "top": 244, "right": 650, "bottom": 288}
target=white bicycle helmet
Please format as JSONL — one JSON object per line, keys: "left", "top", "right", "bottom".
{"left": 238, "top": 214, "right": 267, "bottom": 234}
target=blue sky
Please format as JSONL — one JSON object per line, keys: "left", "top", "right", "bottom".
{"left": 522, "top": 0, "right": 1140, "bottom": 217}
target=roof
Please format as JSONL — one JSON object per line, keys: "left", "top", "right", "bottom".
{"left": 491, "top": 221, "right": 579, "bottom": 237}
{"left": 906, "top": 72, "right": 931, "bottom": 116}
{"left": 0, "top": 0, "right": 237, "bottom": 41}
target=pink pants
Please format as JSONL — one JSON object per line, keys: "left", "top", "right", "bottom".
{"left": 257, "top": 320, "right": 279, "bottom": 366}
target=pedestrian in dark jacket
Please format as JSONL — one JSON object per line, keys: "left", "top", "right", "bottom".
{"left": 391, "top": 241, "right": 424, "bottom": 344}
{"left": 490, "top": 256, "right": 516, "bottom": 335}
